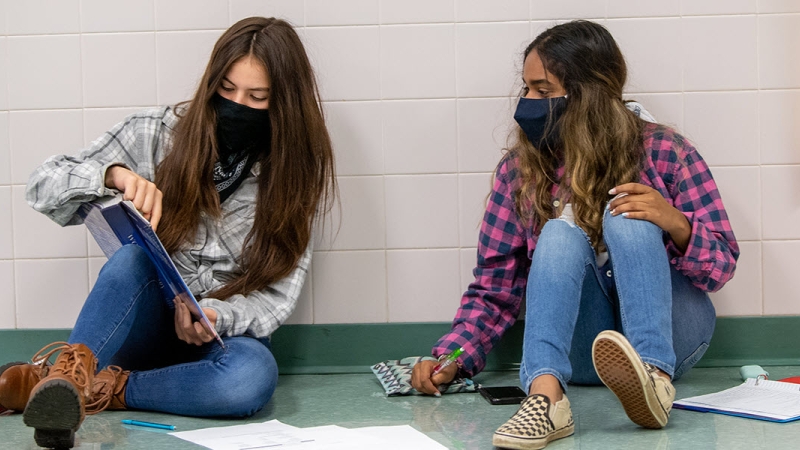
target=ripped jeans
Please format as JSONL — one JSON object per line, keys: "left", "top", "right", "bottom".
{"left": 519, "top": 209, "right": 716, "bottom": 392}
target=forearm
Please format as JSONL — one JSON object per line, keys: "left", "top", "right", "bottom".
{"left": 664, "top": 208, "right": 692, "bottom": 254}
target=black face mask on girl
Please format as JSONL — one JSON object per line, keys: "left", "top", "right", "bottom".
{"left": 211, "top": 93, "right": 272, "bottom": 159}
{"left": 513, "top": 96, "right": 567, "bottom": 152}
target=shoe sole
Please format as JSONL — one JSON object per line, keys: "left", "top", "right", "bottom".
{"left": 592, "top": 333, "right": 667, "bottom": 429}
{"left": 23, "top": 379, "right": 83, "bottom": 449}
{"left": 492, "top": 423, "right": 574, "bottom": 450}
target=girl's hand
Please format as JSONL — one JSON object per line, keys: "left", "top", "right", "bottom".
{"left": 608, "top": 183, "right": 691, "bottom": 252}
{"left": 173, "top": 295, "right": 217, "bottom": 346}
{"left": 104, "top": 165, "right": 163, "bottom": 231}
{"left": 411, "top": 359, "right": 459, "bottom": 397}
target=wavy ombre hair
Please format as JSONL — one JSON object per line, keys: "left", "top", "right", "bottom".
{"left": 513, "top": 21, "right": 644, "bottom": 250}
{"left": 155, "top": 17, "right": 336, "bottom": 299}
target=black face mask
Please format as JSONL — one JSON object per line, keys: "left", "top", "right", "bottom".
{"left": 513, "top": 96, "right": 567, "bottom": 152}
{"left": 212, "top": 93, "right": 271, "bottom": 160}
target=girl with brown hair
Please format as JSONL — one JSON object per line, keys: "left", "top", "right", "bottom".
{"left": 411, "top": 20, "right": 737, "bottom": 449}
{"left": 0, "top": 17, "right": 335, "bottom": 449}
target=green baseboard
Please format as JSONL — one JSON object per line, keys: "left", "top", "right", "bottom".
{"left": 1, "top": 317, "right": 798, "bottom": 374}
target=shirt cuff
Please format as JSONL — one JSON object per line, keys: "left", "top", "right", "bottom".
{"left": 198, "top": 298, "right": 234, "bottom": 336}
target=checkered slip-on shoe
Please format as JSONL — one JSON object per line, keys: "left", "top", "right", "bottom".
{"left": 492, "top": 394, "right": 574, "bottom": 450}
{"left": 592, "top": 330, "right": 675, "bottom": 429}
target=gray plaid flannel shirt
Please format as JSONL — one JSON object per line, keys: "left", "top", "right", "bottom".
{"left": 26, "top": 106, "right": 310, "bottom": 339}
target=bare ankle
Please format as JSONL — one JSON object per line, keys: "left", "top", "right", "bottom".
{"left": 528, "top": 374, "right": 563, "bottom": 402}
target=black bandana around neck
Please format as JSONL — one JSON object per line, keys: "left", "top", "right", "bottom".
{"left": 211, "top": 93, "right": 271, "bottom": 203}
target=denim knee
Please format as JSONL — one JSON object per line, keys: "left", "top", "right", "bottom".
{"left": 536, "top": 219, "right": 595, "bottom": 264}
{"left": 100, "top": 244, "right": 158, "bottom": 282}
{"left": 210, "top": 338, "right": 278, "bottom": 417}
{"left": 602, "top": 209, "right": 663, "bottom": 249}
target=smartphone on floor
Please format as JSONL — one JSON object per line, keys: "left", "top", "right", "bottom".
{"left": 478, "top": 386, "right": 527, "bottom": 405}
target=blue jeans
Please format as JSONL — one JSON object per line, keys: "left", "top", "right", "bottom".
{"left": 68, "top": 245, "right": 278, "bottom": 417}
{"left": 520, "top": 210, "right": 716, "bottom": 392}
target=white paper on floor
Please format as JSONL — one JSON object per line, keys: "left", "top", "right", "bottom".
{"left": 170, "top": 419, "right": 447, "bottom": 450}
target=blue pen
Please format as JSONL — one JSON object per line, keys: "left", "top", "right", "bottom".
{"left": 121, "top": 419, "right": 176, "bottom": 430}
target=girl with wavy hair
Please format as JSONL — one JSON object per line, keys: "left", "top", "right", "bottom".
{"left": 0, "top": 17, "right": 335, "bottom": 449}
{"left": 412, "top": 20, "right": 737, "bottom": 449}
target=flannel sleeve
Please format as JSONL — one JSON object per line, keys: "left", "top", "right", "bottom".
{"left": 660, "top": 133, "right": 739, "bottom": 292}
{"left": 25, "top": 109, "right": 167, "bottom": 226}
{"left": 198, "top": 239, "right": 311, "bottom": 338}
{"left": 432, "top": 157, "right": 530, "bottom": 377}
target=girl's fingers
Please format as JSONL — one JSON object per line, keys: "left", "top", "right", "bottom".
{"left": 149, "top": 190, "right": 163, "bottom": 231}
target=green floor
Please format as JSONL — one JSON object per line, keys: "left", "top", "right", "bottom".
{"left": 3, "top": 367, "right": 800, "bottom": 449}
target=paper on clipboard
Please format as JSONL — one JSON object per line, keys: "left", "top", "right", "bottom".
{"left": 674, "top": 378, "right": 800, "bottom": 422}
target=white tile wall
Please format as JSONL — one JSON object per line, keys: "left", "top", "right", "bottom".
{"left": 759, "top": 0, "right": 800, "bottom": 13}
{"left": 457, "top": 0, "right": 529, "bottom": 23}
{"left": 156, "top": 31, "right": 222, "bottom": 106}
{"left": 710, "top": 241, "right": 762, "bottom": 316}
{"left": 531, "top": 0, "right": 605, "bottom": 20}
{"left": 758, "top": 14, "right": 800, "bottom": 90}
{"left": 12, "top": 186, "right": 87, "bottom": 259}
{"left": 458, "top": 173, "right": 492, "bottom": 247}
{"left": 7, "top": 0, "right": 80, "bottom": 35}
{"left": 759, "top": 90, "right": 800, "bottom": 165}
{"left": 763, "top": 241, "right": 800, "bottom": 315}
{"left": 0, "top": 38, "right": 7, "bottom": 110}
{"left": 80, "top": 0, "right": 156, "bottom": 33}
{"left": 683, "top": 92, "right": 759, "bottom": 167}
{"left": 83, "top": 108, "right": 144, "bottom": 147}
{"left": 761, "top": 166, "right": 800, "bottom": 240}
{"left": 305, "top": 0, "right": 378, "bottom": 26}
{"left": 9, "top": 110, "right": 84, "bottom": 184}
{"left": 387, "top": 249, "right": 461, "bottom": 322}
{"left": 459, "top": 247, "right": 477, "bottom": 290}
{"left": 382, "top": 99, "right": 457, "bottom": 174}
{"left": 154, "top": 0, "right": 229, "bottom": 31}
{"left": 681, "top": 0, "right": 757, "bottom": 16}
{"left": 0, "top": 0, "right": 6, "bottom": 35}
{"left": 2, "top": 2, "right": 797, "bottom": 328}
{"left": 681, "top": 16, "right": 758, "bottom": 91}
{"left": 0, "top": 261, "right": 15, "bottom": 329}
{"left": 385, "top": 175, "right": 459, "bottom": 248}
{"left": 626, "top": 93, "right": 683, "bottom": 130}
{"left": 83, "top": 33, "right": 158, "bottom": 108}
{"left": 711, "top": 167, "right": 761, "bottom": 241}
{"left": 606, "top": 18, "right": 682, "bottom": 93}
{"left": 380, "top": 0, "right": 454, "bottom": 24}
{"left": 285, "top": 268, "right": 313, "bottom": 324}
{"left": 380, "top": 24, "right": 455, "bottom": 99}
{"left": 456, "top": 22, "right": 530, "bottom": 98}
{"left": 87, "top": 257, "right": 106, "bottom": 290}
{"left": 15, "top": 259, "right": 88, "bottom": 328}
{"left": 319, "top": 176, "right": 385, "bottom": 251}
{"left": 457, "top": 98, "right": 516, "bottom": 173}
{"left": 0, "top": 112, "right": 8, "bottom": 184}
{"left": 0, "top": 187, "right": 12, "bottom": 259}
{"left": 324, "top": 101, "right": 383, "bottom": 176}
{"left": 7, "top": 36, "right": 82, "bottom": 110}
{"left": 312, "top": 250, "right": 387, "bottom": 323}
{"left": 607, "top": 0, "right": 680, "bottom": 18}
{"left": 304, "top": 26, "right": 380, "bottom": 101}
{"left": 230, "top": 0, "right": 305, "bottom": 27}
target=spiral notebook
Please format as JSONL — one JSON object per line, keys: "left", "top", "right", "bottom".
{"left": 674, "top": 378, "right": 800, "bottom": 423}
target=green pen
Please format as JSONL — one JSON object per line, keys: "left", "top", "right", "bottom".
{"left": 431, "top": 347, "right": 464, "bottom": 376}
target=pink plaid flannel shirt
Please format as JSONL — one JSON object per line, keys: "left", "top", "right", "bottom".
{"left": 433, "top": 123, "right": 739, "bottom": 377}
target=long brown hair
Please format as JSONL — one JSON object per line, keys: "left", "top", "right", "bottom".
{"left": 155, "top": 17, "right": 336, "bottom": 299}
{"left": 513, "top": 20, "right": 644, "bottom": 250}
